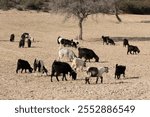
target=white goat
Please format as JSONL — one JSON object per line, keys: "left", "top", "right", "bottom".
{"left": 85, "top": 67, "right": 109, "bottom": 84}
{"left": 58, "top": 48, "right": 77, "bottom": 61}
{"left": 71, "top": 57, "right": 86, "bottom": 71}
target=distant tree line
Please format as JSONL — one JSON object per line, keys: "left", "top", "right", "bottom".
{"left": 0, "top": 0, "right": 150, "bottom": 14}
{"left": 0, "top": 0, "right": 149, "bottom": 40}
{"left": 0, "top": 0, "right": 51, "bottom": 11}
{"left": 119, "top": 0, "right": 150, "bottom": 14}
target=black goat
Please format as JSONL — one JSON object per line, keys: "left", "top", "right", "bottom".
{"left": 107, "top": 38, "right": 115, "bottom": 45}
{"left": 78, "top": 47, "right": 99, "bottom": 62}
{"left": 101, "top": 36, "right": 115, "bottom": 45}
{"left": 51, "top": 60, "right": 77, "bottom": 82}
{"left": 115, "top": 64, "right": 126, "bottom": 79}
{"left": 123, "top": 39, "right": 129, "bottom": 47}
{"left": 19, "top": 39, "right": 25, "bottom": 48}
{"left": 127, "top": 45, "right": 140, "bottom": 55}
{"left": 10, "top": 34, "right": 15, "bottom": 42}
{"left": 16, "top": 59, "right": 33, "bottom": 73}
{"left": 102, "top": 36, "right": 109, "bottom": 45}
{"left": 27, "top": 38, "right": 32, "bottom": 48}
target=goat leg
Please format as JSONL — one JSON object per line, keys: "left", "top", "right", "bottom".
{"left": 64, "top": 74, "right": 67, "bottom": 81}
{"left": 100, "top": 76, "right": 103, "bottom": 83}
{"left": 51, "top": 75, "right": 53, "bottom": 82}
{"left": 96, "top": 77, "right": 99, "bottom": 84}
{"left": 21, "top": 69, "right": 23, "bottom": 73}
{"left": 56, "top": 75, "right": 59, "bottom": 81}
{"left": 85, "top": 77, "right": 90, "bottom": 84}
{"left": 123, "top": 73, "right": 125, "bottom": 78}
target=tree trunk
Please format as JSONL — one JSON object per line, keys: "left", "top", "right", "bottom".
{"left": 78, "top": 18, "right": 83, "bottom": 40}
{"left": 115, "top": 9, "right": 122, "bottom": 22}
{"left": 114, "top": 2, "right": 122, "bottom": 22}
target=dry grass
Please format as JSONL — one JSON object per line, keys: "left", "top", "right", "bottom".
{"left": 0, "top": 10, "right": 150, "bottom": 99}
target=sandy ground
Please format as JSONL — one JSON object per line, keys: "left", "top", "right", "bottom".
{"left": 0, "top": 10, "right": 150, "bottom": 100}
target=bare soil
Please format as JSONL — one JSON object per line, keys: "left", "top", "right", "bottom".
{"left": 0, "top": 10, "right": 150, "bottom": 99}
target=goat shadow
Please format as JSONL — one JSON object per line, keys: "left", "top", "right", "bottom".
{"left": 109, "top": 81, "right": 131, "bottom": 85}
{"left": 100, "top": 61, "right": 109, "bottom": 63}
{"left": 21, "top": 46, "right": 42, "bottom": 48}
{"left": 0, "top": 40, "right": 40, "bottom": 42}
{"left": 86, "top": 61, "right": 101, "bottom": 63}
{"left": 83, "top": 76, "right": 140, "bottom": 85}
{"left": 124, "top": 76, "right": 140, "bottom": 80}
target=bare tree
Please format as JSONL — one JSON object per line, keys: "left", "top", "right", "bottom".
{"left": 113, "top": 0, "right": 122, "bottom": 22}
{"left": 50, "top": 0, "right": 120, "bottom": 40}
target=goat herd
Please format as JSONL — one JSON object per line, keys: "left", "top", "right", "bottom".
{"left": 10, "top": 33, "right": 141, "bottom": 84}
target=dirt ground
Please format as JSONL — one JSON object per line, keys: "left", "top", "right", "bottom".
{"left": 0, "top": 10, "right": 150, "bottom": 100}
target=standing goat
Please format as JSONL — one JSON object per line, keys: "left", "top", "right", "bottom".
{"left": 123, "top": 39, "right": 129, "bottom": 47}
{"left": 85, "top": 67, "right": 109, "bottom": 84}
{"left": 115, "top": 64, "right": 126, "bottom": 79}
{"left": 71, "top": 57, "right": 86, "bottom": 71}
{"left": 58, "top": 48, "right": 77, "bottom": 61}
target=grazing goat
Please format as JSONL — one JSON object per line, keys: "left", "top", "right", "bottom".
{"left": 16, "top": 59, "right": 33, "bottom": 73}
{"left": 102, "top": 36, "right": 109, "bottom": 45}
{"left": 19, "top": 39, "right": 25, "bottom": 48}
{"left": 127, "top": 45, "right": 140, "bottom": 54}
{"left": 71, "top": 57, "right": 86, "bottom": 71}
{"left": 85, "top": 67, "right": 109, "bottom": 84}
{"left": 101, "top": 36, "right": 115, "bottom": 45}
{"left": 10, "top": 34, "right": 15, "bottom": 42}
{"left": 34, "top": 59, "right": 48, "bottom": 75}
{"left": 115, "top": 64, "right": 126, "bottom": 79}
{"left": 57, "top": 36, "right": 79, "bottom": 48}
{"left": 59, "top": 48, "right": 77, "bottom": 61}
{"left": 107, "top": 38, "right": 115, "bottom": 45}
{"left": 78, "top": 47, "right": 99, "bottom": 62}
{"left": 51, "top": 60, "right": 77, "bottom": 82}
{"left": 123, "top": 39, "right": 129, "bottom": 47}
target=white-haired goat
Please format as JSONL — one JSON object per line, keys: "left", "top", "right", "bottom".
{"left": 71, "top": 57, "right": 86, "bottom": 71}
{"left": 58, "top": 48, "right": 77, "bottom": 61}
